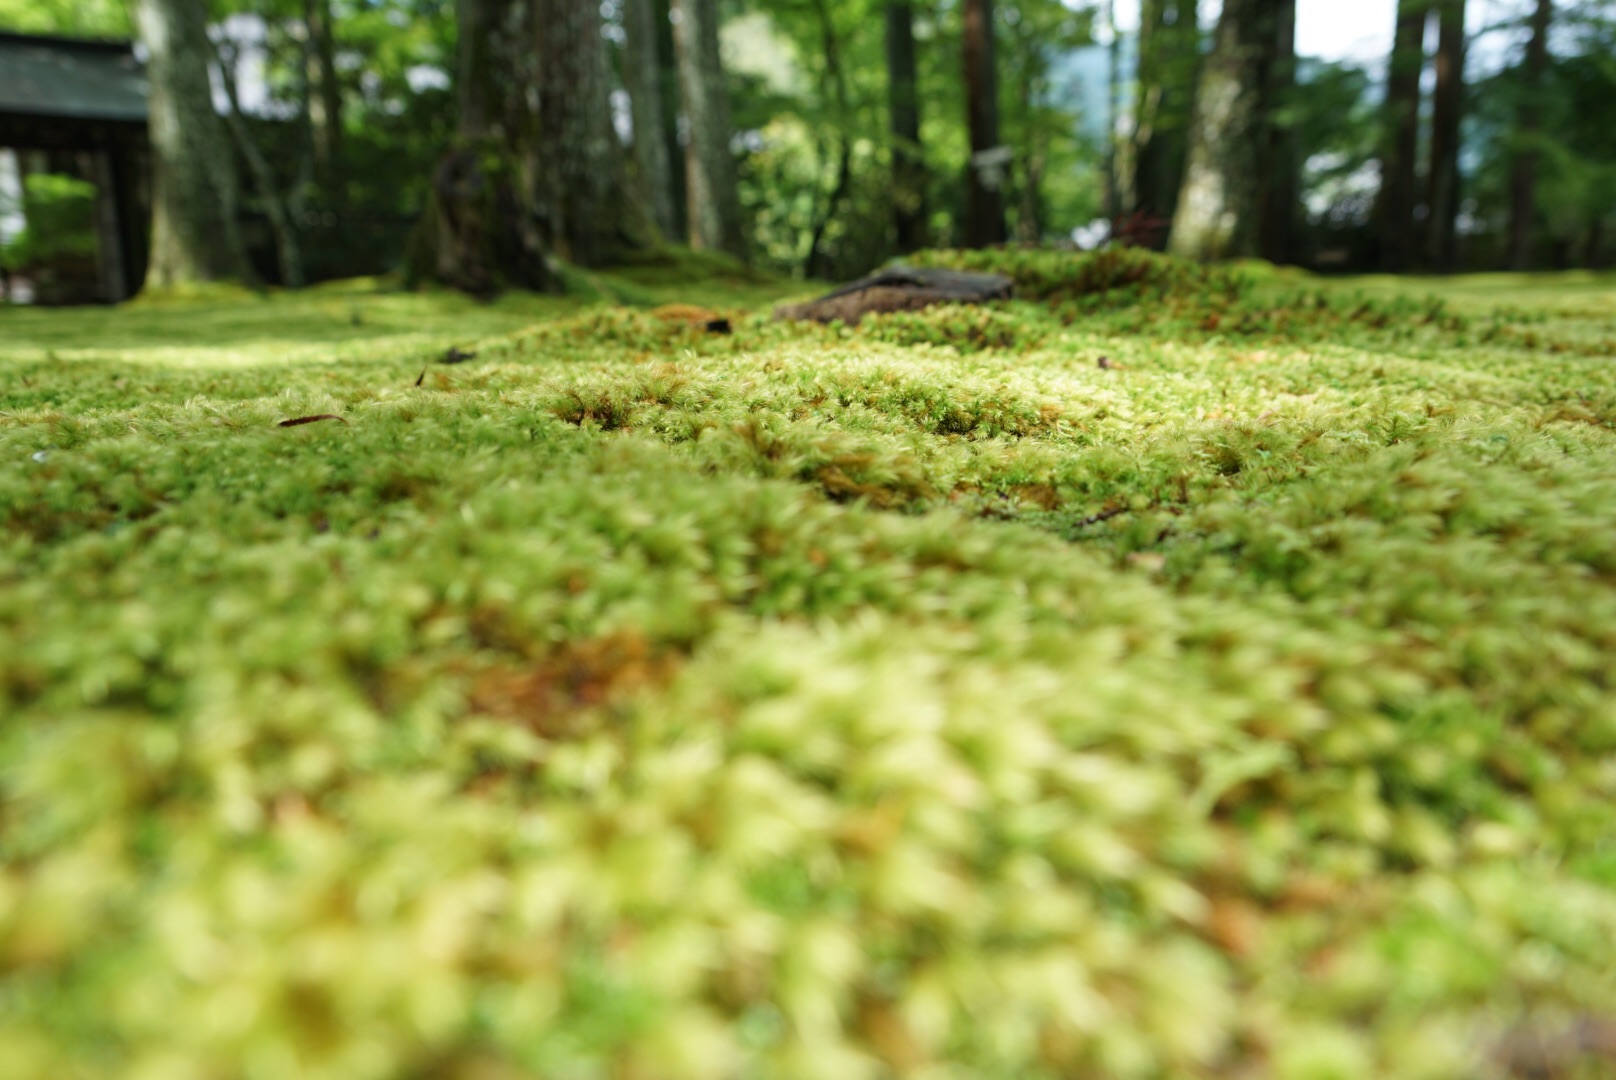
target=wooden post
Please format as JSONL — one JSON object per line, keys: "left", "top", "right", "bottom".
{"left": 89, "top": 149, "right": 127, "bottom": 301}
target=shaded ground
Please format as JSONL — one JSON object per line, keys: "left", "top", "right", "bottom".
{"left": 2, "top": 252, "right": 1615, "bottom": 1080}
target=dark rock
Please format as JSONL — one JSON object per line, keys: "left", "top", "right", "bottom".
{"left": 776, "top": 265, "right": 1014, "bottom": 326}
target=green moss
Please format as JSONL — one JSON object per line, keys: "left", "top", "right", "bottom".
{"left": 2, "top": 251, "right": 1616, "bottom": 1080}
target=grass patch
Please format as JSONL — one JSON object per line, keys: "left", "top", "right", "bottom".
{"left": 2, "top": 253, "right": 1616, "bottom": 1080}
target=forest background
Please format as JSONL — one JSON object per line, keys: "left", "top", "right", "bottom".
{"left": 0, "top": 0, "right": 1612, "bottom": 300}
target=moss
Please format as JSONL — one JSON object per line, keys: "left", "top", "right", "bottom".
{"left": 2, "top": 251, "right": 1616, "bottom": 1080}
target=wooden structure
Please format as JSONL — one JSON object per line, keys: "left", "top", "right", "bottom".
{"left": 0, "top": 31, "right": 149, "bottom": 301}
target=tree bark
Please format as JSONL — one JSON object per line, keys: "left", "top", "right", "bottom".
{"left": 215, "top": 44, "right": 306, "bottom": 287}
{"left": 672, "top": 0, "right": 746, "bottom": 258}
{"left": 1255, "top": 0, "right": 1298, "bottom": 264}
{"left": 962, "top": 0, "right": 1007, "bottom": 247}
{"left": 454, "top": 0, "right": 499, "bottom": 141}
{"left": 1376, "top": 0, "right": 1430, "bottom": 272}
{"left": 534, "top": 0, "right": 650, "bottom": 266}
{"left": 409, "top": 0, "right": 554, "bottom": 295}
{"left": 1130, "top": 0, "right": 1199, "bottom": 247}
{"left": 623, "top": 0, "right": 678, "bottom": 240}
{"left": 886, "top": 0, "right": 927, "bottom": 252}
{"left": 653, "top": 0, "right": 687, "bottom": 240}
{"left": 1425, "top": 0, "right": 1465, "bottom": 271}
{"left": 803, "top": 0, "right": 853, "bottom": 277}
{"left": 1167, "top": 0, "right": 1280, "bottom": 261}
{"left": 131, "top": 0, "right": 254, "bottom": 288}
{"left": 303, "top": 0, "right": 343, "bottom": 199}
{"left": 1508, "top": 0, "right": 1551, "bottom": 271}
{"left": 1103, "top": 0, "right": 1120, "bottom": 227}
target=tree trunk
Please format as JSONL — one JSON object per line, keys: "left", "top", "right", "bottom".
{"left": 1425, "top": 0, "right": 1465, "bottom": 271}
{"left": 1015, "top": 143, "right": 1044, "bottom": 244}
{"left": 653, "top": 0, "right": 687, "bottom": 240}
{"left": 1508, "top": 0, "right": 1551, "bottom": 271}
{"left": 455, "top": 0, "right": 499, "bottom": 141}
{"left": 962, "top": 0, "right": 1006, "bottom": 248}
{"left": 215, "top": 44, "right": 306, "bottom": 287}
{"left": 886, "top": 0, "right": 927, "bottom": 253}
{"left": 1255, "top": 0, "right": 1298, "bottom": 264}
{"left": 1167, "top": 0, "right": 1279, "bottom": 262}
{"left": 534, "top": 0, "right": 650, "bottom": 266}
{"left": 131, "top": 0, "right": 254, "bottom": 288}
{"left": 408, "top": 0, "right": 554, "bottom": 295}
{"left": 672, "top": 0, "right": 746, "bottom": 258}
{"left": 304, "top": 0, "right": 343, "bottom": 199}
{"left": 804, "top": 0, "right": 853, "bottom": 278}
{"left": 1376, "top": 0, "right": 1429, "bottom": 272}
{"left": 1103, "top": 0, "right": 1121, "bottom": 227}
{"left": 623, "top": 0, "right": 678, "bottom": 240}
{"left": 1131, "top": 0, "right": 1199, "bottom": 247}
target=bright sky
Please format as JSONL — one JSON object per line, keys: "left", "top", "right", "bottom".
{"left": 1110, "top": 0, "right": 1530, "bottom": 68}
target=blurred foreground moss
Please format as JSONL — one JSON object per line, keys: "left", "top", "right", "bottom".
{"left": 2, "top": 253, "right": 1616, "bottom": 1079}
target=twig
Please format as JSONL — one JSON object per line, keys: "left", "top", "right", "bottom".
{"left": 1070, "top": 505, "right": 1131, "bottom": 529}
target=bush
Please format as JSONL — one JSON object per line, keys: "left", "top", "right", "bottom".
{"left": 1, "top": 173, "right": 99, "bottom": 271}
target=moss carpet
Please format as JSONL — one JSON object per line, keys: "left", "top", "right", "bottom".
{"left": 2, "top": 251, "right": 1615, "bottom": 1080}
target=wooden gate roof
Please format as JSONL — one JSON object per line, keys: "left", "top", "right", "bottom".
{"left": 0, "top": 31, "right": 147, "bottom": 124}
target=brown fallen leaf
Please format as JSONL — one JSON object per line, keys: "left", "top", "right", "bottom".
{"left": 278, "top": 414, "right": 349, "bottom": 428}
{"left": 1206, "top": 897, "right": 1262, "bottom": 957}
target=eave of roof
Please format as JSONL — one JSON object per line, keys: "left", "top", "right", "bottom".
{"left": 0, "top": 31, "right": 148, "bottom": 124}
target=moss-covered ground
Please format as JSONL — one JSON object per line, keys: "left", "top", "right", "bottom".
{"left": 2, "top": 251, "right": 1615, "bottom": 1080}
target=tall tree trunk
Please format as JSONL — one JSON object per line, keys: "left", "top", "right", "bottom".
{"left": 672, "top": 0, "right": 746, "bottom": 258}
{"left": 1103, "top": 0, "right": 1120, "bottom": 227}
{"left": 215, "top": 44, "right": 306, "bottom": 287}
{"left": 1167, "top": 0, "right": 1281, "bottom": 261}
{"left": 534, "top": 0, "right": 651, "bottom": 266}
{"left": 1005, "top": 20, "right": 1049, "bottom": 244}
{"left": 409, "top": 0, "right": 554, "bottom": 295}
{"left": 1376, "top": 0, "right": 1430, "bottom": 272}
{"left": 1425, "top": 0, "right": 1465, "bottom": 271}
{"left": 1508, "top": 0, "right": 1551, "bottom": 271}
{"left": 455, "top": 0, "right": 499, "bottom": 140}
{"left": 623, "top": 0, "right": 678, "bottom": 240}
{"left": 1256, "top": 0, "right": 1298, "bottom": 264}
{"left": 304, "top": 0, "right": 343, "bottom": 200}
{"left": 131, "top": 0, "right": 254, "bottom": 288}
{"left": 962, "top": 0, "right": 1007, "bottom": 247}
{"left": 886, "top": 0, "right": 927, "bottom": 253}
{"left": 1131, "top": 0, "right": 1200, "bottom": 248}
{"left": 804, "top": 0, "right": 853, "bottom": 278}
{"left": 653, "top": 0, "right": 687, "bottom": 240}
{"left": 1014, "top": 137, "right": 1044, "bottom": 243}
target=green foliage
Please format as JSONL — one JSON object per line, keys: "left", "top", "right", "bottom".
{"left": 0, "top": 174, "right": 99, "bottom": 272}
{"left": 1459, "top": 9, "right": 1616, "bottom": 268}
{"left": 0, "top": 0, "right": 128, "bottom": 35}
{"left": 2, "top": 254, "right": 1616, "bottom": 1077}
{"left": 730, "top": 0, "right": 1099, "bottom": 280}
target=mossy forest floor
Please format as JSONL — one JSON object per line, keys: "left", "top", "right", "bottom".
{"left": 3, "top": 250, "right": 1616, "bottom": 1080}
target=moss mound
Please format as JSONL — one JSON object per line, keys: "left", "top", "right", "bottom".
{"left": 2, "top": 261, "right": 1616, "bottom": 1080}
